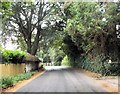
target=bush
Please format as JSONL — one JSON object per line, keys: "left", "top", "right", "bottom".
{"left": 81, "top": 55, "right": 120, "bottom": 76}
{"left": 0, "top": 72, "right": 35, "bottom": 89}
{"left": 2, "top": 49, "right": 26, "bottom": 64}
{"left": 14, "top": 72, "right": 34, "bottom": 81}
{"left": 108, "top": 63, "right": 120, "bottom": 76}
{"left": 0, "top": 76, "right": 15, "bottom": 88}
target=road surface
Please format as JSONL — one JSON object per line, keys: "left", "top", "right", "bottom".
{"left": 16, "top": 66, "right": 108, "bottom": 93}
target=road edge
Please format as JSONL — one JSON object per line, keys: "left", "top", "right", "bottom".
{"left": 79, "top": 69, "right": 118, "bottom": 92}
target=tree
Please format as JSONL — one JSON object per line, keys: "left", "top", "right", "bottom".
{"left": 0, "top": 2, "right": 12, "bottom": 20}
{"left": 3, "top": 1, "right": 64, "bottom": 55}
{"left": 63, "top": 2, "right": 120, "bottom": 68}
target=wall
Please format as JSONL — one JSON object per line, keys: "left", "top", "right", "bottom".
{"left": 25, "top": 62, "right": 39, "bottom": 72}
{"left": 0, "top": 63, "right": 25, "bottom": 77}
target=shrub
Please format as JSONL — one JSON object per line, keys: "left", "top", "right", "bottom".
{"left": 108, "top": 63, "right": 120, "bottom": 76}
{"left": 2, "top": 49, "right": 26, "bottom": 64}
{"left": 0, "top": 72, "right": 35, "bottom": 89}
{"left": 81, "top": 55, "right": 119, "bottom": 76}
{"left": 0, "top": 76, "right": 15, "bottom": 88}
{"left": 2, "top": 50, "right": 11, "bottom": 63}
{"left": 14, "top": 72, "right": 34, "bottom": 81}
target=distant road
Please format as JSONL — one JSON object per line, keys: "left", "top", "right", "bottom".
{"left": 16, "top": 66, "right": 107, "bottom": 93}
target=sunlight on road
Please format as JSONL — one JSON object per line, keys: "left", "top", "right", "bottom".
{"left": 45, "top": 66, "right": 71, "bottom": 71}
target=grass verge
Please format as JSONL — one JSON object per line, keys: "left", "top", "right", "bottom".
{"left": 0, "top": 72, "right": 35, "bottom": 89}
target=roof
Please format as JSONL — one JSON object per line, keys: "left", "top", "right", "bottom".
{"left": 23, "top": 53, "right": 41, "bottom": 63}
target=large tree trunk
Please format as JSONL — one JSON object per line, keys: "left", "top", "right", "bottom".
{"left": 27, "top": 40, "right": 32, "bottom": 54}
{"left": 31, "top": 30, "right": 42, "bottom": 55}
{"left": 26, "top": 33, "right": 32, "bottom": 54}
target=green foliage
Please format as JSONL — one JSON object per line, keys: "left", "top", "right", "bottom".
{"left": 1, "top": 2, "right": 65, "bottom": 55}
{"left": 81, "top": 55, "right": 120, "bottom": 76}
{"left": 64, "top": 2, "right": 99, "bottom": 34}
{"left": 108, "top": 63, "right": 120, "bottom": 76}
{"left": 14, "top": 72, "right": 34, "bottom": 82}
{"left": 63, "top": 2, "right": 120, "bottom": 76}
{"left": 53, "top": 51, "right": 64, "bottom": 66}
{"left": 0, "top": 72, "right": 35, "bottom": 89}
{"left": 43, "top": 55, "right": 51, "bottom": 63}
{"left": 62, "top": 34, "right": 83, "bottom": 67}
{"left": 61, "top": 55, "right": 70, "bottom": 66}
{"left": 2, "top": 49, "right": 26, "bottom": 64}
{"left": 0, "top": 76, "right": 15, "bottom": 88}
{"left": 0, "top": 2, "right": 13, "bottom": 20}
{"left": 41, "top": 47, "right": 65, "bottom": 66}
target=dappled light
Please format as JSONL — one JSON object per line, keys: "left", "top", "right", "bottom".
{"left": 0, "top": 1, "right": 120, "bottom": 93}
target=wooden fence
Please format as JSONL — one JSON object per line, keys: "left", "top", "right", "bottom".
{"left": 0, "top": 63, "right": 25, "bottom": 77}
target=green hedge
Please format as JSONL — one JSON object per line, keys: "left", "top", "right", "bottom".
{"left": 1, "top": 49, "right": 26, "bottom": 64}
{"left": 0, "top": 72, "right": 35, "bottom": 89}
{"left": 0, "top": 76, "right": 15, "bottom": 88}
{"left": 80, "top": 55, "right": 120, "bottom": 76}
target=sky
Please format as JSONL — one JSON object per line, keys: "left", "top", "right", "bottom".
{"left": 4, "top": 41, "right": 18, "bottom": 50}
{"left": 0, "top": 30, "right": 18, "bottom": 50}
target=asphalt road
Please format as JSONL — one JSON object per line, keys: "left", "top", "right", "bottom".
{"left": 16, "top": 66, "right": 108, "bottom": 93}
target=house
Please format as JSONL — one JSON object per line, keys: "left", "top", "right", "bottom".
{"left": 22, "top": 53, "right": 41, "bottom": 72}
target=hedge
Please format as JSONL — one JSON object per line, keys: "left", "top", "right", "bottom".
{"left": 0, "top": 72, "right": 35, "bottom": 89}
{"left": 80, "top": 55, "right": 120, "bottom": 76}
{"left": 0, "top": 49, "right": 26, "bottom": 64}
